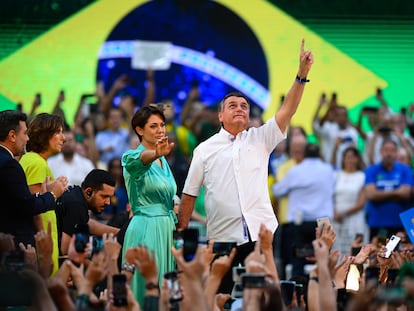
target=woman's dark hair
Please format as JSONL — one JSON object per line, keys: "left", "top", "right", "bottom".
{"left": 341, "top": 146, "right": 365, "bottom": 171}
{"left": 131, "top": 105, "right": 165, "bottom": 140}
{"left": 108, "top": 157, "right": 125, "bottom": 187}
{"left": 26, "top": 113, "right": 63, "bottom": 153}
{"left": 0, "top": 110, "right": 27, "bottom": 141}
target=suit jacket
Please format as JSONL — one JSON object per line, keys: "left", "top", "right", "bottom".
{"left": 0, "top": 146, "right": 56, "bottom": 245}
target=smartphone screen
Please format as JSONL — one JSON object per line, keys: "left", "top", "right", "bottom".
{"left": 213, "top": 242, "right": 237, "bottom": 256}
{"left": 294, "top": 245, "right": 314, "bottom": 258}
{"left": 223, "top": 298, "right": 235, "bottom": 310}
{"left": 232, "top": 266, "right": 246, "bottom": 282}
{"left": 182, "top": 228, "right": 199, "bottom": 261}
{"left": 241, "top": 273, "right": 266, "bottom": 289}
{"left": 113, "top": 274, "right": 127, "bottom": 306}
{"left": 387, "top": 268, "right": 399, "bottom": 286}
{"left": 365, "top": 267, "right": 380, "bottom": 284}
{"left": 295, "top": 283, "right": 304, "bottom": 299}
{"left": 345, "top": 264, "right": 360, "bottom": 292}
{"left": 74, "top": 224, "right": 90, "bottom": 253}
{"left": 164, "top": 271, "right": 183, "bottom": 303}
{"left": 75, "top": 232, "right": 89, "bottom": 253}
{"left": 91, "top": 236, "right": 103, "bottom": 255}
{"left": 173, "top": 230, "right": 184, "bottom": 250}
{"left": 280, "top": 280, "right": 296, "bottom": 306}
{"left": 384, "top": 235, "right": 401, "bottom": 258}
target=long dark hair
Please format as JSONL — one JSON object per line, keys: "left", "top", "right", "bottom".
{"left": 341, "top": 146, "right": 365, "bottom": 171}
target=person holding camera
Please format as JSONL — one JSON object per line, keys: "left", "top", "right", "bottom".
{"left": 56, "top": 169, "right": 119, "bottom": 256}
{"left": 178, "top": 39, "right": 314, "bottom": 293}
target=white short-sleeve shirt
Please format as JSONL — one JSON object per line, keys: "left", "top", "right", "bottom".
{"left": 183, "top": 118, "right": 285, "bottom": 244}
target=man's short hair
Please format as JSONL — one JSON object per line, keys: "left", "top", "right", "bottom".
{"left": 81, "top": 169, "right": 116, "bottom": 191}
{"left": 381, "top": 138, "right": 398, "bottom": 149}
{"left": 305, "top": 143, "right": 321, "bottom": 158}
{"left": 219, "top": 92, "right": 250, "bottom": 111}
{"left": 0, "top": 110, "right": 27, "bottom": 141}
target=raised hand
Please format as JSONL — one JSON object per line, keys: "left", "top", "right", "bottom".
{"left": 133, "top": 246, "right": 158, "bottom": 283}
{"left": 46, "top": 175, "right": 68, "bottom": 198}
{"left": 103, "top": 233, "right": 121, "bottom": 261}
{"left": 298, "top": 38, "right": 314, "bottom": 77}
{"left": 18, "top": 242, "right": 37, "bottom": 271}
{"left": 155, "top": 136, "right": 175, "bottom": 157}
{"left": 0, "top": 232, "right": 15, "bottom": 252}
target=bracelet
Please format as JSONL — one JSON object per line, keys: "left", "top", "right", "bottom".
{"left": 309, "top": 276, "right": 318, "bottom": 282}
{"left": 295, "top": 75, "right": 310, "bottom": 84}
{"left": 122, "top": 262, "right": 135, "bottom": 273}
{"left": 75, "top": 294, "right": 90, "bottom": 309}
{"left": 145, "top": 281, "right": 159, "bottom": 290}
{"left": 50, "top": 191, "right": 57, "bottom": 201}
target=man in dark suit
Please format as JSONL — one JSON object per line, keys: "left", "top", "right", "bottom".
{"left": 0, "top": 110, "right": 67, "bottom": 246}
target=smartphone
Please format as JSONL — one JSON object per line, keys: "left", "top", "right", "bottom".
{"left": 112, "top": 274, "right": 127, "bottom": 306}
{"left": 231, "top": 282, "right": 243, "bottom": 298}
{"left": 345, "top": 264, "right": 360, "bottom": 292}
{"left": 74, "top": 232, "right": 89, "bottom": 253}
{"left": 213, "top": 242, "right": 237, "bottom": 256}
{"left": 223, "top": 298, "right": 235, "bottom": 310}
{"left": 387, "top": 268, "right": 399, "bottom": 286}
{"left": 164, "top": 271, "right": 183, "bottom": 303}
{"left": 365, "top": 266, "right": 380, "bottom": 284}
{"left": 316, "top": 217, "right": 331, "bottom": 229}
{"left": 74, "top": 224, "right": 90, "bottom": 253}
{"left": 173, "top": 230, "right": 184, "bottom": 250}
{"left": 295, "top": 283, "right": 304, "bottom": 300}
{"left": 232, "top": 266, "right": 246, "bottom": 283}
{"left": 241, "top": 273, "right": 266, "bottom": 289}
{"left": 384, "top": 235, "right": 401, "bottom": 258}
{"left": 91, "top": 236, "right": 103, "bottom": 255}
{"left": 294, "top": 245, "right": 314, "bottom": 258}
{"left": 280, "top": 280, "right": 296, "bottom": 306}
{"left": 4, "top": 249, "right": 25, "bottom": 272}
{"left": 351, "top": 247, "right": 362, "bottom": 256}
{"left": 182, "top": 228, "right": 199, "bottom": 261}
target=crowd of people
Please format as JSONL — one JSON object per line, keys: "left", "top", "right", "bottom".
{"left": 1, "top": 37, "right": 414, "bottom": 311}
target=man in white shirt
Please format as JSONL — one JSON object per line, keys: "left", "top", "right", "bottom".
{"left": 272, "top": 143, "right": 335, "bottom": 276}
{"left": 177, "top": 39, "right": 314, "bottom": 293}
{"left": 48, "top": 129, "right": 95, "bottom": 186}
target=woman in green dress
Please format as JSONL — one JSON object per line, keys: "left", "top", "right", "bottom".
{"left": 122, "top": 105, "right": 177, "bottom": 305}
